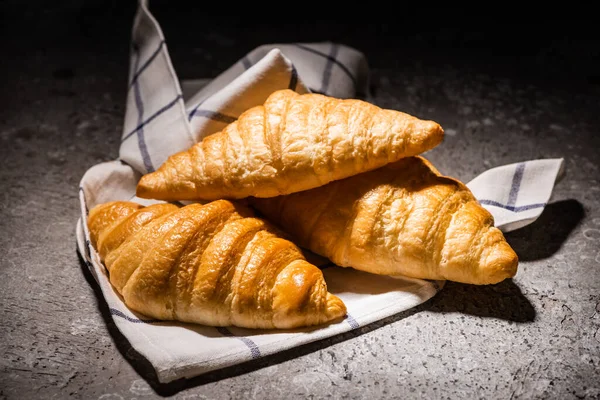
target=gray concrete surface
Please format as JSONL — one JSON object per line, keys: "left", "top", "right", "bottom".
{"left": 1, "top": 2, "right": 599, "bottom": 399}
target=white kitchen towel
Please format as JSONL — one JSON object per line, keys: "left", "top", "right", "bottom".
{"left": 76, "top": 0, "right": 564, "bottom": 383}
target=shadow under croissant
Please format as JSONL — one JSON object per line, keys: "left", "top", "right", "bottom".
{"left": 424, "top": 279, "right": 536, "bottom": 322}
{"left": 77, "top": 251, "right": 535, "bottom": 396}
{"left": 502, "top": 199, "right": 585, "bottom": 261}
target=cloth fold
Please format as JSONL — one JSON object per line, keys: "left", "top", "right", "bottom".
{"left": 75, "top": 0, "right": 564, "bottom": 383}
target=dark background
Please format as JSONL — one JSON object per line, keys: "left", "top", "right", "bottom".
{"left": 2, "top": 2, "right": 600, "bottom": 94}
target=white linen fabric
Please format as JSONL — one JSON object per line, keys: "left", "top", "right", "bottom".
{"left": 75, "top": 0, "right": 564, "bottom": 383}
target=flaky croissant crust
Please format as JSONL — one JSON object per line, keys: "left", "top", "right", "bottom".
{"left": 250, "top": 156, "right": 518, "bottom": 285}
{"left": 87, "top": 199, "right": 346, "bottom": 329}
{"left": 136, "top": 89, "right": 444, "bottom": 201}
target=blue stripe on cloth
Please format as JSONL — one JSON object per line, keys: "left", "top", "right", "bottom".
{"left": 121, "top": 94, "right": 183, "bottom": 142}
{"left": 289, "top": 64, "right": 298, "bottom": 91}
{"left": 507, "top": 162, "right": 526, "bottom": 207}
{"left": 110, "top": 307, "right": 161, "bottom": 324}
{"left": 319, "top": 44, "right": 338, "bottom": 94}
{"left": 188, "top": 108, "right": 238, "bottom": 123}
{"left": 131, "top": 45, "right": 154, "bottom": 173}
{"left": 241, "top": 56, "right": 252, "bottom": 70}
{"left": 345, "top": 314, "right": 360, "bottom": 329}
{"left": 478, "top": 200, "right": 546, "bottom": 212}
{"left": 129, "top": 40, "right": 165, "bottom": 87}
{"left": 294, "top": 43, "right": 357, "bottom": 91}
{"left": 216, "top": 327, "right": 261, "bottom": 359}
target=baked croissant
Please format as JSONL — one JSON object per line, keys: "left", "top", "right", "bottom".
{"left": 249, "top": 156, "right": 518, "bottom": 285}
{"left": 136, "top": 89, "right": 444, "bottom": 201}
{"left": 87, "top": 199, "right": 346, "bottom": 329}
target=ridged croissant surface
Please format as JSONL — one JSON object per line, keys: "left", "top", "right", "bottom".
{"left": 249, "top": 156, "right": 518, "bottom": 285}
{"left": 136, "top": 89, "right": 444, "bottom": 201}
{"left": 87, "top": 199, "right": 346, "bottom": 329}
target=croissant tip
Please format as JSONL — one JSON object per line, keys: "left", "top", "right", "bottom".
{"left": 480, "top": 246, "right": 519, "bottom": 285}
{"left": 435, "top": 122, "right": 445, "bottom": 137}
{"left": 429, "top": 121, "right": 445, "bottom": 142}
{"left": 136, "top": 174, "right": 157, "bottom": 199}
{"left": 325, "top": 293, "right": 347, "bottom": 322}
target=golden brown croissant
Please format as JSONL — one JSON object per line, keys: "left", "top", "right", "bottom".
{"left": 87, "top": 199, "right": 346, "bottom": 329}
{"left": 249, "top": 156, "right": 518, "bottom": 285}
{"left": 136, "top": 89, "right": 444, "bottom": 201}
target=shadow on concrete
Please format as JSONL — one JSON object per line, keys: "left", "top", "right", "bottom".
{"left": 503, "top": 199, "right": 585, "bottom": 261}
{"left": 424, "top": 279, "right": 536, "bottom": 323}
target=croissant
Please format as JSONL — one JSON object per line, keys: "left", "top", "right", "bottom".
{"left": 136, "top": 89, "right": 444, "bottom": 201}
{"left": 249, "top": 156, "right": 518, "bottom": 285}
{"left": 87, "top": 199, "right": 346, "bottom": 329}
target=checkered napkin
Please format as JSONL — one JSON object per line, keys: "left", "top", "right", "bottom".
{"left": 75, "top": 0, "right": 565, "bottom": 383}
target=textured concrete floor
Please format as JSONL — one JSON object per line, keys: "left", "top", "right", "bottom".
{"left": 1, "top": 2, "right": 600, "bottom": 399}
